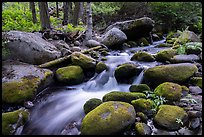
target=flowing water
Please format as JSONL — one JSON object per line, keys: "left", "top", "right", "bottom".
{"left": 22, "top": 39, "right": 168, "bottom": 135}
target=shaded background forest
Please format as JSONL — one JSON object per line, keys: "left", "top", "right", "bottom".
{"left": 2, "top": 2, "right": 202, "bottom": 34}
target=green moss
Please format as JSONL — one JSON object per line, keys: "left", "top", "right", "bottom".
{"left": 101, "top": 50, "right": 109, "bottom": 56}
{"left": 154, "top": 82, "right": 182, "bottom": 101}
{"left": 136, "top": 112, "right": 148, "bottom": 123}
{"left": 2, "top": 109, "right": 29, "bottom": 135}
{"left": 154, "top": 105, "right": 188, "bottom": 130}
{"left": 71, "top": 52, "right": 96, "bottom": 70}
{"left": 101, "top": 57, "right": 107, "bottom": 61}
{"left": 2, "top": 77, "right": 40, "bottom": 104}
{"left": 80, "top": 101, "right": 136, "bottom": 135}
{"left": 144, "top": 63, "right": 198, "bottom": 86}
{"left": 190, "top": 77, "right": 202, "bottom": 88}
{"left": 56, "top": 65, "right": 84, "bottom": 85}
{"left": 96, "top": 62, "right": 108, "bottom": 74}
{"left": 156, "top": 43, "right": 172, "bottom": 47}
{"left": 181, "top": 85, "right": 189, "bottom": 92}
{"left": 138, "top": 37, "right": 149, "bottom": 46}
{"left": 135, "top": 122, "right": 150, "bottom": 135}
{"left": 102, "top": 91, "right": 146, "bottom": 103}
{"left": 83, "top": 98, "right": 102, "bottom": 114}
{"left": 155, "top": 49, "right": 177, "bottom": 62}
{"left": 131, "top": 51, "right": 155, "bottom": 62}
{"left": 131, "top": 98, "right": 154, "bottom": 113}
{"left": 114, "top": 63, "right": 140, "bottom": 83}
{"left": 129, "top": 84, "right": 150, "bottom": 92}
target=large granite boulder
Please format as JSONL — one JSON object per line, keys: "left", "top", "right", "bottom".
{"left": 2, "top": 60, "right": 54, "bottom": 104}
{"left": 105, "top": 17, "right": 155, "bottom": 40}
{"left": 80, "top": 101, "right": 136, "bottom": 135}
{"left": 101, "top": 28, "right": 127, "bottom": 48}
{"left": 2, "top": 31, "right": 61, "bottom": 65}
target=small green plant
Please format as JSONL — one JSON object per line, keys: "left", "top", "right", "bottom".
{"left": 176, "top": 118, "right": 183, "bottom": 126}
{"left": 145, "top": 91, "right": 167, "bottom": 111}
{"left": 176, "top": 45, "right": 186, "bottom": 55}
{"left": 180, "top": 94, "right": 198, "bottom": 104}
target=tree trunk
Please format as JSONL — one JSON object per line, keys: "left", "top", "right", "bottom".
{"left": 85, "top": 2, "right": 93, "bottom": 41}
{"left": 72, "top": 2, "right": 80, "bottom": 26}
{"left": 68, "top": 2, "right": 73, "bottom": 23}
{"left": 38, "top": 2, "right": 51, "bottom": 31}
{"left": 63, "top": 2, "right": 68, "bottom": 25}
{"left": 29, "top": 2, "right": 37, "bottom": 24}
{"left": 56, "top": 2, "right": 59, "bottom": 18}
{"left": 79, "top": 2, "right": 84, "bottom": 23}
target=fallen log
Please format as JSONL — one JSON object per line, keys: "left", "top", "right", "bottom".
{"left": 38, "top": 46, "right": 105, "bottom": 68}
{"left": 38, "top": 55, "right": 71, "bottom": 68}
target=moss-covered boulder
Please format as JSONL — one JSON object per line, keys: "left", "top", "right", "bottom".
{"left": 2, "top": 60, "right": 54, "bottom": 104}
{"left": 137, "top": 37, "right": 149, "bottom": 46}
{"left": 2, "top": 109, "right": 29, "bottom": 135}
{"left": 83, "top": 98, "right": 102, "bottom": 114}
{"left": 71, "top": 52, "right": 96, "bottom": 70}
{"left": 190, "top": 77, "right": 202, "bottom": 88}
{"left": 131, "top": 51, "right": 155, "bottom": 62}
{"left": 135, "top": 122, "right": 152, "bottom": 135}
{"left": 155, "top": 49, "right": 177, "bottom": 62}
{"left": 155, "top": 43, "right": 172, "bottom": 48}
{"left": 102, "top": 91, "right": 146, "bottom": 103}
{"left": 154, "top": 105, "right": 188, "bottom": 130}
{"left": 129, "top": 84, "right": 150, "bottom": 93}
{"left": 80, "top": 101, "right": 136, "bottom": 135}
{"left": 144, "top": 63, "right": 198, "bottom": 87}
{"left": 131, "top": 98, "right": 154, "bottom": 113}
{"left": 114, "top": 63, "right": 141, "bottom": 83}
{"left": 185, "top": 42, "right": 202, "bottom": 55}
{"left": 154, "top": 82, "right": 183, "bottom": 101}
{"left": 95, "top": 62, "right": 108, "bottom": 74}
{"left": 56, "top": 65, "right": 84, "bottom": 85}
{"left": 136, "top": 112, "right": 148, "bottom": 123}
{"left": 173, "top": 30, "right": 201, "bottom": 46}
{"left": 105, "top": 17, "right": 155, "bottom": 40}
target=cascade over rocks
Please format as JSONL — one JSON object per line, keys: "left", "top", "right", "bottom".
{"left": 3, "top": 31, "right": 61, "bottom": 65}
{"left": 105, "top": 17, "right": 155, "bottom": 40}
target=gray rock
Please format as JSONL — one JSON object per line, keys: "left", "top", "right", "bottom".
{"left": 74, "top": 41, "right": 81, "bottom": 46}
{"left": 3, "top": 31, "right": 61, "bottom": 65}
{"left": 85, "top": 39, "right": 101, "bottom": 48}
{"left": 189, "top": 118, "right": 200, "bottom": 130}
{"left": 106, "top": 17, "right": 155, "bottom": 40}
{"left": 187, "top": 111, "right": 202, "bottom": 118}
{"left": 101, "top": 28, "right": 127, "bottom": 48}
{"left": 189, "top": 86, "right": 202, "bottom": 95}
{"left": 171, "top": 54, "right": 200, "bottom": 63}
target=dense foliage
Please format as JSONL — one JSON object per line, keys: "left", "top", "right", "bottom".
{"left": 2, "top": 2, "right": 202, "bottom": 34}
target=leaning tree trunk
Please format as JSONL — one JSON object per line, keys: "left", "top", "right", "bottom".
{"left": 56, "top": 2, "right": 59, "bottom": 18}
{"left": 63, "top": 2, "right": 68, "bottom": 25}
{"left": 85, "top": 2, "right": 93, "bottom": 41}
{"left": 72, "top": 2, "right": 80, "bottom": 26}
{"left": 38, "top": 2, "right": 51, "bottom": 31}
{"left": 68, "top": 2, "right": 73, "bottom": 23}
{"left": 29, "top": 2, "right": 37, "bottom": 24}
